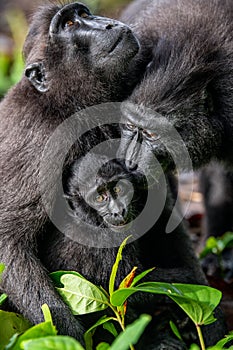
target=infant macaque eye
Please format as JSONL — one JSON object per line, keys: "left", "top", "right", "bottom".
{"left": 126, "top": 123, "right": 136, "bottom": 131}
{"left": 96, "top": 194, "right": 105, "bottom": 203}
{"left": 113, "top": 186, "right": 121, "bottom": 194}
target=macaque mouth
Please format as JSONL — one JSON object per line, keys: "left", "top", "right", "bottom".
{"left": 115, "top": 220, "right": 129, "bottom": 227}
{"left": 103, "top": 213, "right": 134, "bottom": 230}
{"left": 104, "top": 218, "right": 128, "bottom": 227}
{"left": 106, "top": 221, "right": 133, "bottom": 233}
{"left": 108, "top": 34, "right": 123, "bottom": 53}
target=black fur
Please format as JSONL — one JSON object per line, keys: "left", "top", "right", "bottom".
{"left": 119, "top": 0, "right": 233, "bottom": 286}
{"left": 118, "top": 0, "right": 233, "bottom": 172}
{"left": 0, "top": 0, "right": 228, "bottom": 346}
{"left": 0, "top": 1, "right": 147, "bottom": 341}
{"left": 116, "top": 0, "right": 231, "bottom": 346}
{"left": 40, "top": 154, "right": 226, "bottom": 349}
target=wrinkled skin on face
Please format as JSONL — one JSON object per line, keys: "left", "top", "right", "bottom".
{"left": 118, "top": 0, "right": 233, "bottom": 173}
{"left": 0, "top": 1, "right": 148, "bottom": 342}
{"left": 23, "top": 2, "right": 142, "bottom": 107}
{"left": 43, "top": 152, "right": 226, "bottom": 350}
{"left": 66, "top": 154, "right": 147, "bottom": 232}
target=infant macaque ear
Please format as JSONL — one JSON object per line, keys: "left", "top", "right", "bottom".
{"left": 25, "top": 62, "right": 49, "bottom": 93}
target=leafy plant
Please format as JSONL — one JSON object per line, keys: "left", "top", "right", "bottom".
{"left": 189, "top": 333, "right": 233, "bottom": 350}
{"left": 51, "top": 237, "right": 152, "bottom": 350}
{"left": 111, "top": 282, "right": 222, "bottom": 350}
{"left": 199, "top": 232, "right": 233, "bottom": 278}
{"left": 0, "top": 263, "right": 7, "bottom": 306}
{"left": 200, "top": 232, "right": 233, "bottom": 259}
{"left": 3, "top": 303, "right": 150, "bottom": 350}
{"left": 51, "top": 237, "right": 226, "bottom": 350}
{"left": 0, "top": 311, "right": 31, "bottom": 350}
{"left": 4, "top": 304, "right": 84, "bottom": 350}
{"left": 1, "top": 237, "right": 232, "bottom": 349}
{"left": 1, "top": 239, "right": 151, "bottom": 350}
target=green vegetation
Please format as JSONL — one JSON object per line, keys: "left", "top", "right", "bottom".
{"left": 200, "top": 232, "right": 233, "bottom": 278}
{"left": 0, "top": 238, "right": 232, "bottom": 350}
{"left": 0, "top": 10, "right": 27, "bottom": 98}
{"left": 0, "top": 4, "right": 232, "bottom": 349}
{"left": 200, "top": 232, "right": 233, "bottom": 260}
{"left": 85, "top": 0, "right": 131, "bottom": 14}
{"left": 0, "top": 1, "right": 131, "bottom": 98}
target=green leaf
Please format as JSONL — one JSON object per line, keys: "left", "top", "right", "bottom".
{"left": 169, "top": 321, "right": 183, "bottom": 341}
{"left": 103, "top": 322, "right": 118, "bottom": 338}
{"left": 131, "top": 267, "right": 155, "bottom": 287}
{"left": 206, "top": 237, "right": 218, "bottom": 250}
{"left": 57, "top": 274, "right": 109, "bottom": 315}
{"left": 199, "top": 237, "right": 218, "bottom": 258}
{"left": 0, "top": 55, "right": 12, "bottom": 96}
{"left": 5, "top": 334, "right": 19, "bottom": 350}
{"left": 84, "top": 316, "right": 116, "bottom": 350}
{"left": 199, "top": 232, "right": 233, "bottom": 258}
{"left": 0, "top": 263, "right": 5, "bottom": 275}
{"left": 111, "top": 282, "right": 222, "bottom": 326}
{"left": 96, "top": 343, "right": 110, "bottom": 350}
{"left": 6, "top": 321, "right": 57, "bottom": 350}
{"left": 109, "top": 236, "right": 131, "bottom": 296}
{"left": 0, "top": 293, "right": 7, "bottom": 305}
{"left": 110, "top": 314, "right": 151, "bottom": 350}
{"left": 0, "top": 311, "right": 31, "bottom": 350}
{"left": 41, "top": 304, "right": 53, "bottom": 323}
{"left": 213, "top": 333, "right": 233, "bottom": 348}
{"left": 21, "top": 336, "right": 84, "bottom": 350}
{"left": 167, "top": 284, "right": 221, "bottom": 326}
{"left": 221, "top": 232, "right": 233, "bottom": 249}
{"left": 0, "top": 263, "right": 6, "bottom": 306}
{"left": 50, "top": 270, "right": 85, "bottom": 288}
{"left": 189, "top": 345, "right": 200, "bottom": 350}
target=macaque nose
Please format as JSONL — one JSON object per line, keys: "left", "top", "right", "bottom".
{"left": 113, "top": 208, "right": 126, "bottom": 218}
{"left": 105, "top": 23, "right": 117, "bottom": 30}
{"left": 125, "top": 160, "right": 138, "bottom": 171}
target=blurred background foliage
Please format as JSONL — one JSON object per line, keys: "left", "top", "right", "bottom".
{"left": 0, "top": 9, "right": 27, "bottom": 97}
{"left": 0, "top": 0, "right": 131, "bottom": 98}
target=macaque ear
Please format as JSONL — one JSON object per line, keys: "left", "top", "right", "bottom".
{"left": 25, "top": 62, "right": 49, "bottom": 93}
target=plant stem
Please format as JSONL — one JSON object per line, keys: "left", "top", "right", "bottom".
{"left": 109, "top": 304, "right": 135, "bottom": 350}
{"left": 196, "top": 324, "right": 206, "bottom": 350}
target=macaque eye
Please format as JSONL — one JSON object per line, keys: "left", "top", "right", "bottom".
{"left": 113, "top": 186, "right": 121, "bottom": 194}
{"left": 65, "top": 20, "right": 76, "bottom": 28}
{"left": 142, "top": 129, "right": 158, "bottom": 140}
{"left": 79, "top": 10, "right": 89, "bottom": 18}
{"left": 96, "top": 194, "right": 105, "bottom": 203}
{"left": 126, "top": 123, "right": 136, "bottom": 131}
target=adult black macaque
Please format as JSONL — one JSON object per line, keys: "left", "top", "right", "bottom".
{"left": 118, "top": 0, "right": 233, "bottom": 281}
{"left": 40, "top": 153, "right": 224, "bottom": 349}
{"left": 0, "top": 1, "right": 148, "bottom": 341}
{"left": 118, "top": 0, "right": 233, "bottom": 172}
{"left": 115, "top": 0, "right": 232, "bottom": 344}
